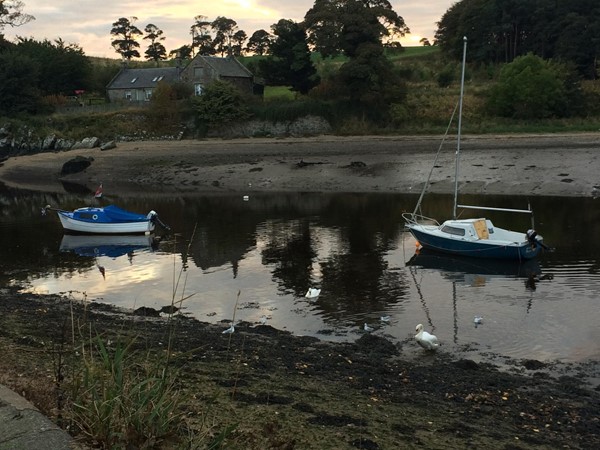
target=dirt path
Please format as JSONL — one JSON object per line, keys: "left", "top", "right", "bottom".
{"left": 1, "top": 133, "right": 599, "bottom": 197}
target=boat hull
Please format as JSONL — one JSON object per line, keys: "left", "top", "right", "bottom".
{"left": 56, "top": 205, "right": 155, "bottom": 234}
{"left": 407, "top": 225, "right": 542, "bottom": 260}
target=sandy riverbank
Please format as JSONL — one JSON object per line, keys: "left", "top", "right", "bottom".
{"left": 0, "top": 133, "right": 599, "bottom": 197}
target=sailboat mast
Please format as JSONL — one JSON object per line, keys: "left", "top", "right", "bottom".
{"left": 453, "top": 36, "right": 468, "bottom": 220}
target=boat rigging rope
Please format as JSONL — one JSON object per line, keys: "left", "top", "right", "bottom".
{"left": 412, "top": 101, "right": 460, "bottom": 217}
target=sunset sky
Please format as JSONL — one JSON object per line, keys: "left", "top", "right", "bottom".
{"left": 3, "top": 1, "right": 455, "bottom": 58}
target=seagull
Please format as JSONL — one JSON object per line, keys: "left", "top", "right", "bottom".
{"left": 305, "top": 288, "right": 321, "bottom": 299}
{"left": 364, "top": 323, "right": 374, "bottom": 332}
{"left": 474, "top": 316, "right": 483, "bottom": 326}
{"left": 222, "top": 324, "right": 235, "bottom": 334}
{"left": 415, "top": 324, "right": 439, "bottom": 350}
{"left": 259, "top": 315, "right": 268, "bottom": 325}
{"left": 380, "top": 315, "right": 391, "bottom": 322}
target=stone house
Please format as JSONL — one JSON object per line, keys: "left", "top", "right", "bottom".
{"left": 106, "top": 55, "right": 258, "bottom": 102}
{"left": 106, "top": 67, "right": 180, "bottom": 102}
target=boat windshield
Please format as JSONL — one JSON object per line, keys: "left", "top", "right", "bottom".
{"left": 440, "top": 225, "right": 466, "bottom": 236}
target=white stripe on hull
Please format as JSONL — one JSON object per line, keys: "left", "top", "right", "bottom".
{"left": 58, "top": 214, "right": 154, "bottom": 234}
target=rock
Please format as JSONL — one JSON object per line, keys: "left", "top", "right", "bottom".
{"left": 55, "top": 139, "right": 75, "bottom": 150}
{"left": 100, "top": 140, "right": 116, "bottom": 151}
{"left": 72, "top": 137, "right": 100, "bottom": 149}
{"left": 133, "top": 306, "right": 160, "bottom": 317}
{"left": 42, "top": 134, "right": 57, "bottom": 150}
{"left": 61, "top": 156, "right": 94, "bottom": 175}
{"left": 523, "top": 359, "right": 547, "bottom": 370}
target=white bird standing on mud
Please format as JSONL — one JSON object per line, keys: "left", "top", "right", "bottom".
{"left": 415, "top": 324, "right": 439, "bottom": 350}
{"left": 222, "top": 324, "right": 235, "bottom": 334}
{"left": 364, "top": 323, "right": 374, "bottom": 332}
{"left": 305, "top": 288, "right": 321, "bottom": 298}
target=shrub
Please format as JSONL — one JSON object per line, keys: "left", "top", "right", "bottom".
{"left": 486, "top": 53, "right": 581, "bottom": 119}
{"left": 192, "top": 80, "right": 252, "bottom": 131}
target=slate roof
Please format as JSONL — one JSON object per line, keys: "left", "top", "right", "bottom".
{"left": 199, "top": 56, "right": 253, "bottom": 78}
{"left": 107, "top": 67, "right": 180, "bottom": 89}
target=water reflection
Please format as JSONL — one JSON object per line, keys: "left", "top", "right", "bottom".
{"left": 60, "top": 234, "right": 156, "bottom": 258}
{"left": 1, "top": 183, "right": 599, "bottom": 361}
{"left": 406, "top": 249, "right": 542, "bottom": 286}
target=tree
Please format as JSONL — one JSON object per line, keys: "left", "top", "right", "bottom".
{"left": 147, "top": 81, "right": 180, "bottom": 130}
{"left": 16, "top": 37, "right": 91, "bottom": 96}
{"left": 144, "top": 23, "right": 167, "bottom": 65}
{"left": 231, "top": 30, "right": 247, "bottom": 56}
{"left": 191, "top": 15, "right": 214, "bottom": 56}
{"left": 0, "top": 0, "right": 35, "bottom": 31}
{"left": 110, "top": 17, "right": 142, "bottom": 60}
{"left": 304, "top": 0, "right": 409, "bottom": 58}
{"left": 435, "top": 0, "right": 600, "bottom": 78}
{"left": 169, "top": 45, "right": 192, "bottom": 60}
{"left": 211, "top": 16, "right": 239, "bottom": 56}
{"left": 246, "top": 29, "right": 272, "bottom": 55}
{"left": 486, "top": 53, "right": 581, "bottom": 119}
{"left": 0, "top": 50, "right": 40, "bottom": 114}
{"left": 420, "top": 38, "right": 431, "bottom": 46}
{"left": 335, "top": 41, "right": 406, "bottom": 112}
{"left": 258, "top": 19, "right": 320, "bottom": 95}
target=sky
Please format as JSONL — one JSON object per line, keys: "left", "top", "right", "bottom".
{"left": 3, "top": 1, "right": 455, "bottom": 58}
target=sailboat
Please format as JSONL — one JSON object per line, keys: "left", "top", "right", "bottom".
{"left": 403, "top": 37, "right": 546, "bottom": 261}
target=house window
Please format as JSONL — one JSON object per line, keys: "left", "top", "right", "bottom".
{"left": 152, "top": 76, "right": 158, "bottom": 82}
{"left": 194, "top": 83, "right": 203, "bottom": 96}
{"left": 130, "top": 77, "right": 137, "bottom": 83}
{"left": 125, "top": 91, "right": 132, "bottom": 100}
{"left": 146, "top": 89, "right": 153, "bottom": 101}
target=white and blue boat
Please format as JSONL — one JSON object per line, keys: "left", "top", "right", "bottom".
{"left": 44, "top": 204, "right": 160, "bottom": 234}
{"left": 403, "top": 37, "right": 546, "bottom": 261}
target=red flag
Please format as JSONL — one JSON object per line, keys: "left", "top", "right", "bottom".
{"left": 94, "top": 183, "right": 103, "bottom": 198}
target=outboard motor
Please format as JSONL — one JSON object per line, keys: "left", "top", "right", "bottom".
{"left": 526, "top": 229, "right": 550, "bottom": 251}
{"left": 149, "top": 211, "right": 171, "bottom": 232}
{"left": 526, "top": 229, "right": 538, "bottom": 245}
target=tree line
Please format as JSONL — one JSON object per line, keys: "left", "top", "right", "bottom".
{"left": 109, "top": 15, "right": 274, "bottom": 63}
{"left": 435, "top": 0, "right": 600, "bottom": 79}
{"left": 1, "top": 0, "right": 599, "bottom": 122}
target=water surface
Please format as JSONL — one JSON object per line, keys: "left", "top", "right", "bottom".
{"left": 1, "top": 186, "right": 598, "bottom": 362}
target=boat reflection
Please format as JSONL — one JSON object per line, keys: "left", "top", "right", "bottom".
{"left": 59, "top": 234, "right": 156, "bottom": 258}
{"left": 406, "top": 248, "right": 542, "bottom": 286}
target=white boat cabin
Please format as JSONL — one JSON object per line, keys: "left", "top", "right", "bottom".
{"left": 439, "top": 218, "right": 527, "bottom": 244}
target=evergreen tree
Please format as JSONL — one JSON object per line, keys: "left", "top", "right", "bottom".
{"left": 16, "top": 37, "right": 91, "bottom": 96}
{"left": 0, "top": 50, "right": 40, "bottom": 114}
{"left": 246, "top": 29, "right": 272, "bottom": 55}
{"left": 191, "top": 15, "right": 214, "bottom": 56}
{"left": 144, "top": 23, "right": 167, "bottom": 65}
{"left": 258, "top": 19, "right": 320, "bottom": 95}
{"left": 110, "top": 17, "right": 142, "bottom": 60}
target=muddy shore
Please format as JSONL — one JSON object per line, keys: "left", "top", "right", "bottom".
{"left": 0, "top": 133, "right": 599, "bottom": 197}
{"left": 1, "top": 135, "right": 599, "bottom": 448}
